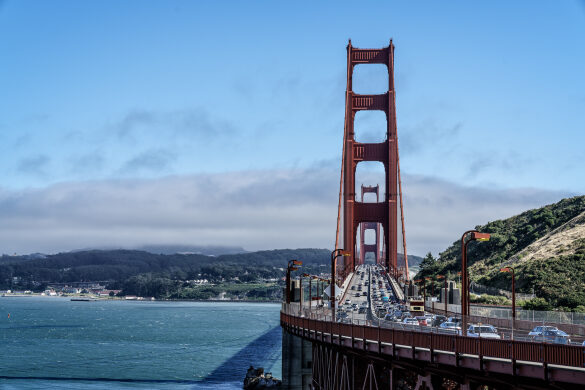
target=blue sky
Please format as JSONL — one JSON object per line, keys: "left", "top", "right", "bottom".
{"left": 0, "top": 1, "right": 584, "bottom": 255}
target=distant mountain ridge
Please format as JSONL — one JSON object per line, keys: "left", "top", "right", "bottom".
{"left": 68, "top": 245, "right": 247, "bottom": 256}
{"left": 1, "top": 247, "right": 424, "bottom": 291}
{"left": 0, "top": 248, "right": 332, "bottom": 288}
{"left": 415, "top": 195, "right": 585, "bottom": 310}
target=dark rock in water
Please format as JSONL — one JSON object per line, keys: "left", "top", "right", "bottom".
{"left": 244, "top": 366, "right": 281, "bottom": 389}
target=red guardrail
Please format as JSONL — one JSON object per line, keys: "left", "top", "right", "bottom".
{"left": 281, "top": 312, "right": 585, "bottom": 370}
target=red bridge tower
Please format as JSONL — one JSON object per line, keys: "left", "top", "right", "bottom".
{"left": 336, "top": 40, "right": 405, "bottom": 280}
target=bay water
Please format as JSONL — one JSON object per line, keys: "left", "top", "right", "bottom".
{"left": 0, "top": 297, "right": 282, "bottom": 389}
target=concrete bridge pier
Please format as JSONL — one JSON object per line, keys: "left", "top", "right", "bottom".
{"left": 282, "top": 329, "right": 312, "bottom": 389}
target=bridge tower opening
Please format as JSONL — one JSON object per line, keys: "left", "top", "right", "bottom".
{"left": 335, "top": 40, "right": 409, "bottom": 281}
{"left": 358, "top": 185, "right": 381, "bottom": 266}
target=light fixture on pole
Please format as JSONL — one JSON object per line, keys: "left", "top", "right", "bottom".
{"left": 286, "top": 260, "right": 302, "bottom": 305}
{"left": 330, "top": 249, "right": 350, "bottom": 322}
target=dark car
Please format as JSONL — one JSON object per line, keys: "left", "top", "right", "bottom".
{"left": 432, "top": 315, "right": 447, "bottom": 327}
{"left": 447, "top": 317, "right": 462, "bottom": 326}
{"left": 533, "top": 330, "right": 571, "bottom": 344}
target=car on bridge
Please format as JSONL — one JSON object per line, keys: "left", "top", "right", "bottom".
{"left": 414, "top": 316, "right": 429, "bottom": 326}
{"left": 532, "top": 329, "right": 571, "bottom": 344}
{"left": 403, "top": 317, "right": 419, "bottom": 326}
{"left": 439, "top": 322, "right": 462, "bottom": 334}
{"left": 467, "top": 325, "right": 501, "bottom": 339}
{"left": 528, "top": 325, "right": 559, "bottom": 339}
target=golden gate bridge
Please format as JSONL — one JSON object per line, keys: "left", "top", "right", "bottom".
{"left": 280, "top": 40, "right": 585, "bottom": 390}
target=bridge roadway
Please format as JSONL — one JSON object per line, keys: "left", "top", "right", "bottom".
{"left": 281, "top": 268, "right": 585, "bottom": 389}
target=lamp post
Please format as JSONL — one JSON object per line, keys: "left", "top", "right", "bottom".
{"left": 311, "top": 276, "right": 318, "bottom": 311}
{"left": 425, "top": 277, "right": 432, "bottom": 309}
{"left": 437, "top": 275, "right": 447, "bottom": 315}
{"left": 415, "top": 279, "right": 425, "bottom": 303}
{"left": 461, "top": 231, "right": 490, "bottom": 337}
{"left": 330, "top": 249, "right": 350, "bottom": 321}
{"left": 460, "top": 230, "right": 491, "bottom": 317}
{"left": 427, "top": 277, "right": 434, "bottom": 300}
{"left": 500, "top": 266, "right": 516, "bottom": 338}
{"left": 302, "top": 273, "right": 314, "bottom": 311}
{"left": 286, "top": 259, "right": 302, "bottom": 304}
{"left": 302, "top": 273, "right": 311, "bottom": 313}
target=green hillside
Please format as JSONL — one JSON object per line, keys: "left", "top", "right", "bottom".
{"left": 0, "top": 248, "right": 330, "bottom": 290}
{"left": 415, "top": 195, "right": 585, "bottom": 311}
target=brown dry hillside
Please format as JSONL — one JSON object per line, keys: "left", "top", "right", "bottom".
{"left": 415, "top": 195, "right": 585, "bottom": 310}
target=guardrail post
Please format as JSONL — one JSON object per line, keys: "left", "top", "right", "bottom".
{"left": 411, "top": 331, "right": 415, "bottom": 360}
{"left": 511, "top": 341, "right": 516, "bottom": 375}
{"left": 543, "top": 343, "right": 549, "bottom": 382}
{"left": 455, "top": 336, "right": 459, "bottom": 367}
{"left": 429, "top": 332, "right": 434, "bottom": 363}
{"left": 478, "top": 338, "right": 483, "bottom": 372}
{"left": 378, "top": 321, "right": 381, "bottom": 354}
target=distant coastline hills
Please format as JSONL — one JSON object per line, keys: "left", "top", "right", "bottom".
{"left": 0, "top": 246, "right": 422, "bottom": 299}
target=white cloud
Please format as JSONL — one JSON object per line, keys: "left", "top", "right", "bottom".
{"left": 0, "top": 168, "right": 574, "bottom": 256}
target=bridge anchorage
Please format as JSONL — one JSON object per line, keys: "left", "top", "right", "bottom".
{"left": 281, "top": 40, "right": 585, "bottom": 390}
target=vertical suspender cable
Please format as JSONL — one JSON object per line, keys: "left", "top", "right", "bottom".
{"left": 397, "top": 141, "right": 409, "bottom": 280}
{"left": 335, "top": 42, "right": 351, "bottom": 253}
{"left": 390, "top": 43, "right": 409, "bottom": 280}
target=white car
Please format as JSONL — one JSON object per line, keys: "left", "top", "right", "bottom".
{"left": 345, "top": 299, "right": 351, "bottom": 305}
{"left": 467, "top": 325, "right": 501, "bottom": 339}
{"left": 403, "top": 318, "right": 419, "bottom": 325}
{"left": 439, "top": 322, "right": 462, "bottom": 335}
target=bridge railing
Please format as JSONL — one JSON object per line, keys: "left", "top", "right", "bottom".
{"left": 283, "top": 302, "right": 585, "bottom": 345}
{"left": 425, "top": 306, "right": 585, "bottom": 338}
{"left": 280, "top": 306, "right": 585, "bottom": 372}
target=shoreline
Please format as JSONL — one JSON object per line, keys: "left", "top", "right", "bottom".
{"left": 1, "top": 294, "right": 282, "bottom": 304}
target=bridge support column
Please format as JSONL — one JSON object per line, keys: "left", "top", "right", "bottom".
{"left": 282, "top": 330, "right": 312, "bottom": 390}
{"left": 414, "top": 374, "right": 434, "bottom": 390}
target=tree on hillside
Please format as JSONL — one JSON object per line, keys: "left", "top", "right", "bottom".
{"left": 419, "top": 252, "right": 436, "bottom": 272}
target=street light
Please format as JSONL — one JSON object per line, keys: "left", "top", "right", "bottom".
{"left": 425, "top": 276, "right": 432, "bottom": 309}
{"left": 301, "top": 273, "right": 314, "bottom": 312}
{"left": 286, "top": 259, "right": 302, "bottom": 304}
{"left": 331, "top": 249, "right": 350, "bottom": 321}
{"left": 500, "top": 266, "right": 516, "bottom": 338}
{"left": 460, "top": 230, "right": 491, "bottom": 317}
{"left": 414, "top": 279, "right": 425, "bottom": 303}
{"left": 311, "top": 276, "right": 318, "bottom": 310}
{"left": 437, "top": 275, "right": 447, "bottom": 315}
